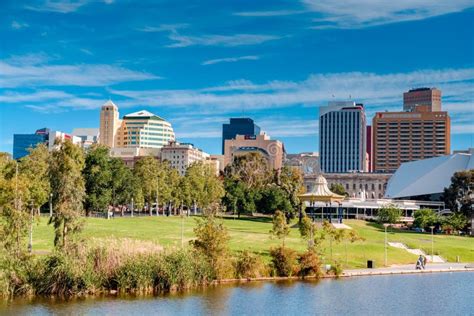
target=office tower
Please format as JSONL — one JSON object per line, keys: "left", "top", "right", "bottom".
{"left": 319, "top": 101, "right": 367, "bottom": 173}
{"left": 372, "top": 105, "right": 450, "bottom": 173}
{"left": 99, "top": 100, "right": 121, "bottom": 147}
{"left": 403, "top": 87, "right": 441, "bottom": 112}
{"left": 366, "top": 126, "right": 372, "bottom": 172}
{"left": 118, "top": 110, "right": 175, "bottom": 148}
{"left": 161, "top": 141, "right": 214, "bottom": 176}
{"left": 222, "top": 118, "right": 261, "bottom": 154}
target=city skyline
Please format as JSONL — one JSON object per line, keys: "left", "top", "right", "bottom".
{"left": 1, "top": 0, "right": 473, "bottom": 155}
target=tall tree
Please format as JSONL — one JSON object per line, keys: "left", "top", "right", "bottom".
{"left": 270, "top": 210, "right": 290, "bottom": 247}
{"left": 19, "top": 144, "right": 51, "bottom": 216}
{"left": 277, "top": 166, "right": 306, "bottom": 214}
{"left": 377, "top": 204, "right": 402, "bottom": 224}
{"left": 134, "top": 156, "right": 160, "bottom": 215}
{"left": 49, "top": 139, "right": 86, "bottom": 249}
{"left": 110, "top": 157, "right": 134, "bottom": 207}
{"left": 443, "top": 170, "right": 473, "bottom": 218}
{"left": 83, "top": 145, "right": 112, "bottom": 215}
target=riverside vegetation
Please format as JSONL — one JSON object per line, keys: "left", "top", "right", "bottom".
{"left": 0, "top": 140, "right": 472, "bottom": 298}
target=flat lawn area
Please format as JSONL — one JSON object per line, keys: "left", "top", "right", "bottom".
{"left": 31, "top": 216, "right": 473, "bottom": 269}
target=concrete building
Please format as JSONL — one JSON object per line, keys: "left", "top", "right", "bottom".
{"left": 222, "top": 118, "right": 260, "bottom": 154}
{"left": 372, "top": 106, "right": 450, "bottom": 173}
{"left": 161, "top": 141, "right": 211, "bottom": 175}
{"left": 109, "top": 147, "right": 161, "bottom": 168}
{"left": 403, "top": 87, "right": 442, "bottom": 112}
{"left": 223, "top": 133, "right": 285, "bottom": 170}
{"left": 210, "top": 155, "right": 225, "bottom": 173}
{"left": 72, "top": 128, "right": 99, "bottom": 149}
{"left": 286, "top": 152, "right": 320, "bottom": 175}
{"left": 304, "top": 172, "right": 392, "bottom": 200}
{"left": 319, "top": 101, "right": 367, "bottom": 173}
{"left": 99, "top": 100, "right": 121, "bottom": 147}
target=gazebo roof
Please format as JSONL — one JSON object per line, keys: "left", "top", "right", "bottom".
{"left": 299, "top": 174, "right": 345, "bottom": 203}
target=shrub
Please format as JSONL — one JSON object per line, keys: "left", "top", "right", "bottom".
{"left": 0, "top": 255, "right": 33, "bottom": 297}
{"left": 112, "top": 254, "right": 157, "bottom": 293}
{"left": 269, "top": 246, "right": 297, "bottom": 277}
{"left": 328, "top": 261, "right": 343, "bottom": 278}
{"left": 234, "top": 250, "right": 265, "bottom": 279}
{"left": 297, "top": 249, "right": 322, "bottom": 278}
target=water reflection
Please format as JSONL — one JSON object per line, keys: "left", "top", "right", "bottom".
{"left": 1, "top": 273, "right": 473, "bottom": 315}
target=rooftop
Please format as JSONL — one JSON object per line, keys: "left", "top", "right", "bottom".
{"left": 123, "top": 110, "right": 165, "bottom": 121}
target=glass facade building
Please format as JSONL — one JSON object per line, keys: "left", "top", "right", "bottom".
{"left": 319, "top": 102, "right": 367, "bottom": 173}
{"left": 222, "top": 118, "right": 261, "bottom": 154}
{"left": 13, "top": 128, "right": 50, "bottom": 159}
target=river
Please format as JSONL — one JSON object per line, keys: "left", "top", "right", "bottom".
{"left": 1, "top": 272, "right": 473, "bottom": 315}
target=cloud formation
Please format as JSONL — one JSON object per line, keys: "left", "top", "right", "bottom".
{"left": 201, "top": 55, "right": 259, "bottom": 66}
{"left": 25, "top": 0, "right": 113, "bottom": 13}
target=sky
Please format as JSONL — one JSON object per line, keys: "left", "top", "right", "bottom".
{"left": 0, "top": 0, "right": 473, "bottom": 155}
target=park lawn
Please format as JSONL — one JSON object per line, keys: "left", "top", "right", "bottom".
{"left": 30, "top": 216, "right": 473, "bottom": 269}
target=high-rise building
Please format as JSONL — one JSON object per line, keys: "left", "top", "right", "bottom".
{"left": 99, "top": 101, "right": 175, "bottom": 150}
{"left": 372, "top": 106, "right": 450, "bottom": 173}
{"left": 403, "top": 87, "right": 441, "bottom": 112}
{"left": 99, "top": 100, "right": 121, "bottom": 147}
{"left": 366, "top": 126, "right": 372, "bottom": 172}
{"left": 222, "top": 118, "right": 260, "bottom": 154}
{"left": 319, "top": 101, "right": 367, "bottom": 173}
{"left": 223, "top": 133, "right": 285, "bottom": 170}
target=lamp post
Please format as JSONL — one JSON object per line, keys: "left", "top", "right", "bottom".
{"left": 430, "top": 225, "right": 435, "bottom": 262}
{"left": 383, "top": 223, "right": 390, "bottom": 266}
{"left": 131, "top": 197, "right": 134, "bottom": 218}
{"left": 49, "top": 193, "right": 53, "bottom": 217}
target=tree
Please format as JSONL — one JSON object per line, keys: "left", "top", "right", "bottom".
{"left": 377, "top": 204, "right": 402, "bottom": 224}
{"left": 192, "top": 215, "right": 230, "bottom": 279}
{"left": 330, "top": 183, "right": 347, "bottom": 196}
{"left": 277, "top": 166, "right": 305, "bottom": 215}
{"left": 109, "top": 157, "right": 134, "bottom": 208}
{"left": 443, "top": 170, "right": 473, "bottom": 216}
{"left": 49, "top": 139, "right": 86, "bottom": 249}
{"left": 442, "top": 213, "right": 468, "bottom": 234}
{"left": 134, "top": 156, "right": 160, "bottom": 215}
{"left": 270, "top": 210, "right": 290, "bottom": 247}
{"left": 413, "top": 209, "right": 441, "bottom": 231}
{"left": 257, "top": 185, "right": 292, "bottom": 214}
{"left": 19, "top": 144, "right": 51, "bottom": 216}
{"left": 83, "top": 145, "right": 112, "bottom": 215}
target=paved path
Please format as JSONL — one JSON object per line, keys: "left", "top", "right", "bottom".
{"left": 343, "top": 263, "right": 473, "bottom": 277}
{"left": 332, "top": 223, "right": 352, "bottom": 229}
{"left": 388, "top": 242, "right": 445, "bottom": 263}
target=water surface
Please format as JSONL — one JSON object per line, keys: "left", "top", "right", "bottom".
{"left": 1, "top": 272, "right": 473, "bottom": 315}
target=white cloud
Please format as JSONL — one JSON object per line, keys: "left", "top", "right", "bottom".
{"left": 11, "top": 20, "right": 29, "bottom": 29}
{"left": 166, "top": 33, "right": 282, "bottom": 48}
{"left": 202, "top": 55, "right": 260, "bottom": 66}
{"left": 138, "top": 24, "right": 189, "bottom": 33}
{"left": 303, "top": 0, "right": 474, "bottom": 28}
{"left": 0, "top": 55, "right": 160, "bottom": 88}
{"left": 25, "top": 0, "right": 114, "bottom": 13}
{"left": 25, "top": 0, "right": 90, "bottom": 13}
{"left": 80, "top": 48, "right": 93, "bottom": 55}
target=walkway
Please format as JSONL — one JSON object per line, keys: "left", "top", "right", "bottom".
{"left": 388, "top": 242, "right": 445, "bottom": 263}
{"left": 332, "top": 223, "right": 352, "bottom": 229}
{"left": 343, "top": 263, "right": 474, "bottom": 277}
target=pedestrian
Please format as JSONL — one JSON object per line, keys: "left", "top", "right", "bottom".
{"left": 423, "top": 255, "right": 427, "bottom": 268}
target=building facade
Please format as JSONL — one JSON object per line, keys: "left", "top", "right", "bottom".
{"left": 403, "top": 87, "right": 441, "bottom": 112}
{"left": 99, "top": 101, "right": 175, "bottom": 150}
{"left": 13, "top": 128, "right": 50, "bottom": 159}
{"left": 223, "top": 133, "right": 285, "bottom": 170}
{"left": 285, "top": 152, "right": 320, "bottom": 175}
{"left": 222, "top": 118, "right": 260, "bottom": 154}
{"left": 72, "top": 128, "right": 99, "bottom": 149}
{"left": 372, "top": 106, "right": 450, "bottom": 173}
{"left": 161, "top": 141, "right": 211, "bottom": 175}
{"left": 99, "top": 100, "right": 121, "bottom": 147}
{"left": 319, "top": 101, "right": 367, "bottom": 173}
{"left": 304, "top": 172, "right": 392, "bottom": 200}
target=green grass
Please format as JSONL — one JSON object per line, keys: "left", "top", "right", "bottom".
{"left": 31, "top": 216, "right": 474, "bottom": 269}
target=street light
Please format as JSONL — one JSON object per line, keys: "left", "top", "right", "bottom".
{"left": 429, "top": 225, "right": 435, "bottom": 263}
{"left": 131, "top": 197, "right": 134, "bottom": 218}
{"left": 383, "top": 223, "right": 390, "bottom": 266}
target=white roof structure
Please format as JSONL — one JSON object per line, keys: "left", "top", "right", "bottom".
{"left": 103, "top": 100, "right": 117, "bottom": 107}
{"left": 124, "top": 110, "right": 162, "bottom": 119}
{"left": 385, "top": 149, "right": 474, "bottom": 199}
{"left": 299, "top": 174, "right": 345, "bottom": 202}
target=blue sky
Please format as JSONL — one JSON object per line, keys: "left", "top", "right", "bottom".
{"left": 0, "top": 0, "right": 473, "bottom": 155}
